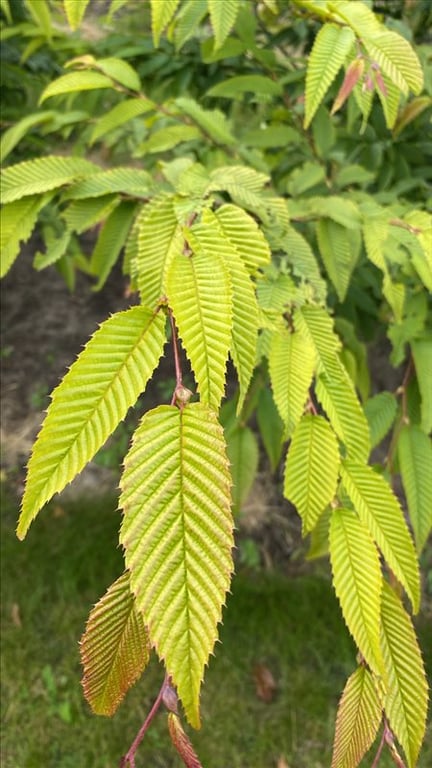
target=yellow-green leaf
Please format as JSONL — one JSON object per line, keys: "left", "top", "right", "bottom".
{"left": 64, "top": 0, "right": 90, "bottom": 30}
{"left": 364, "top": 392, "right": 397, "bottom": 450}
{"left": 340, "top": 460, "right": 420, "bottom": 613}
{"left": 411, "top": 338, "right": 432, "bottom": 435}
{"left": 208, "top": 0, "right": 240, "bottom": 50}
{"left": 1, "top": 156, "right": 98, "bottom": 204}
{"left": 119, "top": 403, "right": 234, "bottom": 728}
{"left": 316, "top": 219, "right": 360, "bottom": 302}
{"left": 40, "top": 72, "right": 115, "bottom": 104}
{"left": 136, "top": 196, "right": 183, "bottom": 308}
{"left": 18, "top": 306, "right": 167, "bottom": 539}
{"left": 214, "top": 203, "right": 271, "bottom": 277}
{"left": 150, "top": 0, "right": 180, "bottom": 47}
{"left": 225, "top": 424, "right": 259, "bottom": 514}
{"left": 284, "top": 415, "right": 340, "bottom": 534}
{"left": 269, "top": 327, "right": 316, "bottom": 438}
{"left": 304, "top": 23, "right": 355, "bottom": 128}
{"left": 380, "top": 581, "right": 428, "bottom": 768}
{"left": 331, "top": 666, "right": 382, "bottom": 768}
{"left": 398, "top": 425, "right": 432, "bottom": 554}
{"left": 80, "top": 571, "right": 150, "bottom": 716}
{"left": 330, "top": 508, "right": 384, "bottom": 677}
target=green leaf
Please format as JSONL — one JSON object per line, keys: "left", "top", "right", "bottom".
{"left": 34, "top": 228, "right": 72, "bottom": 271}
{"left": 306, "top": 507, "right": 331, "bottom": 560}
{"left": 269, "top": 328, "right": 316, "bottom": 439}
{"left": 1, "top": 156, "right": 98, "bottom": 204}
{"left": 284, "top": 415, "right": 340, "bottom": 535}
{"left": 0, "top": 194, "right": 51, "bottom": 277}
{"left": 304, "top": 197, "right": 361, "bottom": 230}
{"left": 64, "top": 0, "right": 90, "bottom": 30}
{"left": 119, "top": 403, "right": 234, "bottom": 728}
{"left": 80, "top": 571, "right": 150, "bottom": 716}
{"left": 287, "top": 161, "right": 325, "bottom": 196}
{"left": 411, "top": 338, "right": 432, "bottom": 435}
{"left": 40, "top": 72, "right": 115, "bottom": 104}
{"left": 398, "top": 425, "right": 432, "bottom": 555}
{"left": 331, "top": 666, "right": 382, "bottom": 768}
{"left": 340, "top": 460, "right": 420, "bottom": 613}
{"left": 91, "top": 57, "right": 141, "bottom": 92}
{"left": 0, "top": 110, "right": 55, "bottom": 164}
{"left": 197, "top": 209, "right": 259, "bottom": 414}
{"left": 256, "top": 387, "right": 284, "bottom": 472}
{"left": 214, "top": 203, "right": 271, "bottom": 277}
{"left": 362, "top": 31, "right": 423, "bottom": 96}
{"left": 25, "top": 0, "right": 51, "bottom": 38}
{"left": 304, "top": 23, "right": 355, "bottom": 128}
{"left": 136, "top": 196, "right": 183, "bottom": 308}
{"left": 279, "top": 227, "right": 327, "bottom": 301}
{"left": 330, "top": 508, "right": 384, "bottom": 677}
{"left": 174, "top": 0, "right": 208, "bottom": 50}
{"left": 175, "top": 97, "right": 236, "bottom": 146}
{"left": 242, "top": 124, "right": 302, "bottom": 148}
{"left": 207, "top": 74, "right": 282, "bottom": 99}
{"left": 380, "top": 582, "right": 428, "bottom": 768}
{"left": 139, "top": 124, "right": 201, "bottom": 154}
{"left": 66, "top": 167, "right": 153, "bottom": 199}
{"left": 63, "top": 195, "right": 119, "bottom": 235}
{"left": 208, "top": 0, "right": 240, "bottom": 50}
{"left": 90, "top": 201, "right": 138, "bottom": 290}
{"left": 167, "top": 230, "right": 232, "bottom": 411}
{"left": 316, "top": 219, "right": 360, "bottom": 302}
{"left": 17, "top": 306, "right": 167, "bottom": 539}
{"left": 225, "top": 424, "right": 259, "bottom": 514}
{"left": 363, "top": 392, "right": 397, "bottom": 450}
{"left": 91, "top": 98, "right": 155, "bottom": 144}
{"left": 150, "top": 0, "right": 180, "bottom": 47}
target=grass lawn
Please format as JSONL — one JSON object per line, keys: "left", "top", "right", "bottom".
{"left": 1, "top": 486, "right": 431, "bottom": 768}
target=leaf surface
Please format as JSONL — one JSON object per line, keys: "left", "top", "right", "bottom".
{"left": 411, "top": 339, "right": 432, "bottom": 435}
{"left": 225, "top": 424, "right": 259, "bottom": 514}
{"left": 269, "top": 328, "right": 316, "bottom": 438}
{"left": 136, "top": 196, "right": 183, "bottom": 308}
{"left": 398, "top": 425, "right": 432, "bottom": 554}
{"left": 167, "top": 231, "right": 232, "bottom": 411}
{"left": 80, "top": 571, "right": 150, "bottom": 716}
{"left": 151, "top": 0, "right": 180, "bottom": 47}
{"left": 91, "top": 98, "right": 154, "bottom": 144}
{"left": 331, "top": 666, "right": 382, "bottom": 768}
{"left": 18, "top": 306, "right": 166, "bottom": 539}
{"left": 305, "top": 23, "right": 355, "bottom": 128}
{"left": 364, "top": 392, "right": 397, "bottom": 450}
{"left": 1, "top": 194, "right": 51, "bottom": 277}
{"left": 330, "top": 509, "right": 383, "bottom": 676}
{"left": 340, "top": 460, "right": 420, "bottom": 613}
{"left": 1, "top": 156, "right": 98, "bottom": 203}
{"left": 90, "top": 200, "right": 138, "bottom": 289}
{"left": 316, "top": 219, "right": 360, "bottom": 302}
{"left": 64, "top": 0, "right": 90, "bottom": 30}
{"left": 380, "top": 582, "right": 428, "bottom": 768}
{"left": 40, "top": 72, "right": 115, "bottom": 103}
{"left": 66, "top": 167, "right": 153, "bottom": 199}
{"left": 215, "top": 203, "right": 271, "bottom": 276}
{"left": 120, "top": 403, "right": 234, "bottom": 728}
{"left": 284, "top": 415, "right": 340, "bottom": 534}
{"left": 175, "top": 97, "right": 236, "bottom": 145}
{"left": 208, "top": 0, "right": 240, "bottom": 49}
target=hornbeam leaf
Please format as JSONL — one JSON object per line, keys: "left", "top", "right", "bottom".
{"left": 304, "top": 23, "right": 355, "bottom": 128}
{"left": 66, "top": 167, "right": 153, "bottom": 200}
{"left": 80, "top": 571, "right": 150, "bottom": 716}
{"left": 256, "top": 387, "right": 285, "bottom": 473}
{"left": 284, "top": 415, "right": 340, "bottom": 534}
{"left": 225, "top": 424, "right": 259, "bottom": 514}
{"left": 90, "top": 200, "right": 138, "bottom": 290}
{"left": 136, "top": 196, "right": 183, "bottom": 308}
{"left": 340, "top": 461, "right": 420, "bottom": 613}
{"left": 167, "top": 230, "right": 232, "bottom": 411}
{"left": 196, "top": 209, "right": 260, "bottom": 413}
{"left": 175, "top": 97, "right": 236, "bottom": 146}
{"left": 40, "top": 72, "right": 115, "bottom": 104}
{"left": 150, "top": 0, "right": 180, "bottom": 47}
{"left": 364, "top": 391, "right": 397, "bottom": 450}
{"left": 316, "top": 219, "right": 360, "bottom": 302}
{"left": 380, "top": 582, "right": 428, "bottom": 768}
{"left": 398, "top": 425, "right": 432, "bottom": 554}
{"left": 331, "top": 666, "right": 382, "bottom": 768}
{"left": 215, "top": 203, "right": 271, "bottom": 277}
{"left": 91, "top": 98, "right": 155, "bottom": 144}
{"left": 17, "top": 306, "right": 166, "bottom": 539}
{"left": 330, "top": 508, "right": 384, "bottom": 677}
{"left": 411, "top": 338, "right": 432, "bottom": 435}
{"left": 362, "top": 31, "right": 423, "bottom": 96}
{"left": 1, "top": 156, "right": 99, "bottom": 204}
{"left": 269, "top": 327, "right": 316, "bottom": 438}
{"left": 119, "top": 403, "right": 234, "bottom": 728}
{"left": 208, "top": 0, "right": 240, "bottom": 50}
{"left": 64, "top": 0, "right": 90, "bottom": 30}
{"left": 0, "top": 193, "right": 53, "bottom": 277}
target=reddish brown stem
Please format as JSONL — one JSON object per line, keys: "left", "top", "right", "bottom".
{"left": 169, "top": 310, "right": 183, "bottom": 405}
{"left": 120, "top": 675, "right": 169, "bottom": 768}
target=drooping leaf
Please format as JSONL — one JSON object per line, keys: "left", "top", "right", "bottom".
{"left": 411, "top": 338, "right": 432, "bottom": 435}
{"left": 207, "top": 74, "right": 282, "bottom": 99}
{"left": 91, "top": 98, "right": 155, "bottom": 144}
{"left": 39, "top": 72, "right": 115, "bottom": 104}
{"left": 167, "top": 229, "right": 232, "bottom": 411}
{"left": 64, "top": 0, "right": 90, "bottom": 30}
{"left": 174, "top": 0, "right": 208, "bottom": 51}
{"left": 66, "top": 167, "right": 153, "bottom": 199}
{"left": 307, "top": 507, "right": 331, "bottom": 560}
{"left": 0, "top": 110, "right": 55, "bottom": 163}
{"left": 256, "top": 387, "right": 285, "bottom": 472}
{"left": 17, "top": 306, "right": 167, "bottom": 539}
{"left": 340, "top": 460, "right": 420, "bottom": 613}
{"left": 63, "top": 195, "right": 119, "bottom": 235}
{"left": 269, "top": 328, "right": 316, "bottom": 438}
{"left": 208, "top": 0, "right": 240, "bottom": 50}
{"left": 80, "top": 571, "right": 150, "bottom": 716}
{"left": 0, "top": 193, "right": 52, "bottom": 277}
{"left": 362, "top": 31, "right": 423, "bottom": 96}
{"left": 89, "top": 57, "right": 141, "bottom": 92}
{"left": 331, "top": 666, "right": 382, "bottom": 768}
{"left": 214, "top": 203, "right": 271, "bottom": 277}
{"left": 316, "top": 219, "right": 360, "bottom": 302}
{"left": 175, "top": 97, "right": 236, "bottom": 146}
{"left": 284, "top": 415, "right": 340, "bottom": 534}
{"left": 33, "top": 228, "right": 72, "bottom": 271}
{"left": 1, "top": 156, "right": 98, "bottom": 203}
{"left": 380, "top": 581, "right": 428, "bottom": 768}
{"left": 279, "top": 227, "right": 327, "bottom": 301}
{"left": 138, "top": 124, "right": 201, "bottom": 154}
{"left": 330, "top": 508, "right": 384, "bottom": 677}
{"left": 304, "top": 23, "right": 355, "bottom": 128}
{"left": 225, "top": 424, "right": 259, "bottom": 514}
{"left": 90, "top": 200, "right": 137, "bottom": 289}
{"left": 119, "top": 403, "right": 234, "bottom": 728}
{"left": 363, "top": 392, "right": 397, "bottom": 450}
{"left": 398, "top": 425, "right": 432, "bottom": 554}
{"left": 150, "top": 0, "right": 180, "bottom": 47}
{"left": 196, "top": 209, "right": 259, "bottom": 413}
{"left": 136, "top": 196, "right": 183, "bottom": 308}
{"left": 168, "top": 712, "right": 203, "bottom": 768}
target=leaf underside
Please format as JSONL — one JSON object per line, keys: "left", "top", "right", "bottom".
{"left": 331, "top": 665, "right": 382, "bottom": 768}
